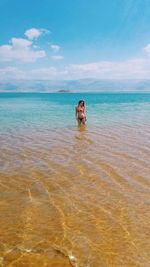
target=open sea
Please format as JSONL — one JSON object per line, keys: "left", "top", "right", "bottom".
{"left": 0, "top": 92, "right": 150, "bottom": 267}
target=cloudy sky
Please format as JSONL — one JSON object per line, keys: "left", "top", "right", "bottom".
{"left": 0, "top": 0, "right": 150, "bottom": 80}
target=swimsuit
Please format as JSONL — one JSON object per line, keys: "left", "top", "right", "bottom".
{"left": 78, "top": 117, "right": 84, "bottom": 121}
{"left": 77, "top": 108, "right": 84, "bottom": 112}
{"left": 77, "top": 106, "right": 86, "bottom": 121}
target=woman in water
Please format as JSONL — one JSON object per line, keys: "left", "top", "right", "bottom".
{"left": 75, "top": 100, "right": 86, "bottom": 125}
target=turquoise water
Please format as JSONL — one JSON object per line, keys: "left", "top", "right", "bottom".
{"left": 0, "top": 92, "right": 150, "bottom": 132}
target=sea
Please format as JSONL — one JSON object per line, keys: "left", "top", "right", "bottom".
{"left": 0, "top": 92, "right": 150, "bottom": 267}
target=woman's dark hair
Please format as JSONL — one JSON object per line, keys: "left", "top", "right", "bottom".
{"left": 78, "top": 100, "right": 85, "bottom": 106}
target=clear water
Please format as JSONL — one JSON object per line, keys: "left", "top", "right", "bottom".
{"left": 0, "top": 92, "right": 150, "bottom": 267}
{"left": 0, "top": 92, "right": 150, "bottom": 131}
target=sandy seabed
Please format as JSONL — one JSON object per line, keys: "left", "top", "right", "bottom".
{"left": 0, "top": 124, "right": 150, "bottom": 267}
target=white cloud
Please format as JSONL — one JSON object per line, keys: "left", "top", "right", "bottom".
{"left": 0, "top": 67, "right": 26, "bottom": 80}
{"left": 1, "top": 57, "right": 150, "bottom": 81}
{"left": 66, "top": 58, "right": 150, "bottom": 79}
{"left": 51, "top": 44, "right": 60, "bottom": 53}
{"left": 25, "top": 28, "right": 50, "bottom": 40}
{"left": 51, "top": 55, "right": 64, "bottom": 60}
{"left": 0, "top": 66, "right": 67, "bottom": 80}
{"left": 0, "top": 37, "right": 46, "bottom": 62}
{"left": 50, "top": 45, "right": 63, "bottom": 60}
{"left": 1, "top": 43, "right": 150, "bottom": 80}
{"left": 11, "top": 38, "right": 32, "bottom": 48}
{"left": 30, "top": 67, "right": 58, "bottom": 79}
{"left": 144, "top": 43, "right": 150, "bottom": 55}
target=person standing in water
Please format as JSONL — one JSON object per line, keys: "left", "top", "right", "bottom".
{"left": 75, "top": 100, "right": 86, "bottom": 125}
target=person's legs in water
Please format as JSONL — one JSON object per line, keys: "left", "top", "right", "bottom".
{"left": 78, "top": 117, "right": 86, "bottom": 126}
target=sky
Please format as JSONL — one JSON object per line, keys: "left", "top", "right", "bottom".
{"left": 0, "top": 0, "right": 150, "bottom": 80}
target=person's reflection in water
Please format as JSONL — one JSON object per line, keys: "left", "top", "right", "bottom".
{"left": 76, "top": 124, "right": 87, "bottom": 140}
{"left": 74, "top": 124, "right": 93, "bottom": 160}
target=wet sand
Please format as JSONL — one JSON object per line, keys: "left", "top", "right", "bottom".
{"left": 0, "top": 124, "right": 150, "bottom": 266}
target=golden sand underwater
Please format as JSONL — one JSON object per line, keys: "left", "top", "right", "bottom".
{"left": 0, "top": 124, "right": 150, "bottom": 267}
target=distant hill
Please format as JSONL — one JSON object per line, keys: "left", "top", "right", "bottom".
{"left": 57, "top": 89, "right": 72, "bottom": 93}
{"left": 0, "top": 79, "right": 150, "bottom": 92}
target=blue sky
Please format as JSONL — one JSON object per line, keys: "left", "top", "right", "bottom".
{"left": 0, "top": 0, "right": 150, "bottom": 80}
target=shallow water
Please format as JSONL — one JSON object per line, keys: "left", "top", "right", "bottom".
{"left": 0, "top": 93, "right": 150, "bottom": 266}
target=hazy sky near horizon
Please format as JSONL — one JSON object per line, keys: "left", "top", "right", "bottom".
{"left": 0, "top": 0, "right": 150, "bottom": 80}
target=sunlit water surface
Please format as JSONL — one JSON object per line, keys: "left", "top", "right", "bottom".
{"left": 0, "top": 93, "right": 150, "bottom": 267}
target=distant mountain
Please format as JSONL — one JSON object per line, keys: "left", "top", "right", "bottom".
{"left": 0, "top": 79, "right": 150, "bottom": 92}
